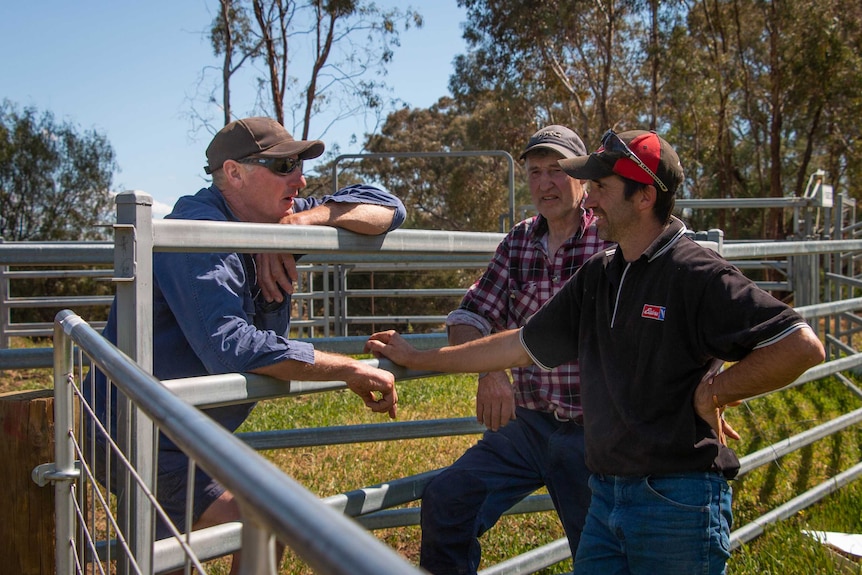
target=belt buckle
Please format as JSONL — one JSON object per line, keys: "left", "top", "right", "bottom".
{"left": 554, "top": 411, "right": 584, "bottom": 425}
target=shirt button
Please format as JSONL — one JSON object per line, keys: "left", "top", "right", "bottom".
{"left": 552, "top": 275, "right": 561, "bottom": 282}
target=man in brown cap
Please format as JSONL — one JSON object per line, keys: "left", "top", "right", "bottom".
{"left": 366, "top": 130, "right": 824, "bottom": 574}
{"left": 93, "top": 117, "right": 405, "bottom": 573}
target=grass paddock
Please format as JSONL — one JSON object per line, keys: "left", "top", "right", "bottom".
{"left": 3, "top": 337, "right": 861, "bottom": 574}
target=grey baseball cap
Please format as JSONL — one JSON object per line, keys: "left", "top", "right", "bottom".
{"left": 519, "top": 125, "right": 587, "bottom": 160}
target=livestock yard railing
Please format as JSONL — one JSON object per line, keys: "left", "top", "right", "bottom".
{"left": 0, "top": 170, "right": 844, "bottom": 348}
{"left": 44, "top": 309, "right": 426, "bottom": 575}
{"left": 0, "top": 244, "right": 494, "bottom": 355}
{"left": 0, "top": 240, "right": 114, "bottom": 349}
{"left": 10, "top": 182, "right": 862, "bottom": 574}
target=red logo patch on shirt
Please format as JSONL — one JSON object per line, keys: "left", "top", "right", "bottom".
{"left": 641, "top": 304, "right": 666, "bottom": 321}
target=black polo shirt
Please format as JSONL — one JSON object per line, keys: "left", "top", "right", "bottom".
{"left": 521, "top": 217, "right": 805, "bottom": 478}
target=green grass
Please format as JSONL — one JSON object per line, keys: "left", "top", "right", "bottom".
{"left": 725, "top": 377, "right": 862, "bottom": 575}
{"left": 235, "top": 373, "right": 570, "bottom": 574}
{"left": 232, "top": 373, "right": 862, "bottom": 574}
{"left": 0, "top": 337, "right": 54, "bottom": 394}
{"left": 3, "top": 339, "right": 862, "bottom": 574}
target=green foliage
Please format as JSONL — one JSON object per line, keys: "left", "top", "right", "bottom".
{"left": 335, "top": 98, "right": 535, "bottom": 233}
{"left": 658, "top": 0, "right": 862, "bottom": 238}
{"left": 0, "top": 101, "right": 117, "bottom": 325}
{"left": 356, "top": 0, "right": 862, "bottom": 243}
{"left": 0, "top": 100, "right": 116, "bottom": 242}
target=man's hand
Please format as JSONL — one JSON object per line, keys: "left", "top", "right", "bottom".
{"left": 250, "top": 205, "right": 311, "bottom": 304}
{"left": 254, "top": 252, "right": 297, "bottom": 302}
{"left": 693, "top": 373, "right": 741, "bottom": 446}
{"left": 255, "top": 202, "right": 396, "bottom": 303}
{"left": 476, "top": 372, "right": 516, "bottom": 431}
{"left": 345, "top": 362, "right": 398, "bottom": 419}
{"left": 365, "top": 330, "right": 419, "bottom": 367}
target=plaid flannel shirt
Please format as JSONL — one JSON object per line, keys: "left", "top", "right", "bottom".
{"left": 446, "top": 209, "right": 610, "bottom": 420}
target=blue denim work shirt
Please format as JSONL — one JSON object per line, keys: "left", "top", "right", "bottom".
{"left": 92, "top": 183, "right": 406, "bottom": 438}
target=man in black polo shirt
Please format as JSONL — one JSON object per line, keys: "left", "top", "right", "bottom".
{"left": 365, "top": 130, "right": 825, "bottom": 575}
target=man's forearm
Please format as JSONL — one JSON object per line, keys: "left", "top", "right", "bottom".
{"left": 252, "top": 348, "right": 397, "bottom": 418}
{"left": 282, "top": 203, "right": 396, "bottom": 235}
{"left": 448, "top": 323, "right": 484, "bottom": 346}
{"left": 708, "top": 325, "right": 825, "bottom": 406}
{"left": 416, "top": 329, "right": 531, "bottom": 374}
{"left": 250, "top": 349, "right": 358, "bottom": 382}
{"left": 448, "top": 323, "right": 509, "bottom": 377}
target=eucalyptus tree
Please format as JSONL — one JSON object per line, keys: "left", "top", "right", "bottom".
{"left": 453, "top": 0, "right": 681, "bottom": 145}
{"left": 209, "top": 0, "right": 263, "bottom": 126}
{"left": 355, "top": 98, "right": 517, "bottom": 232}
{"left": 663, "top": 0, "right": 862, "bottom": 238}
{"left": 0, "top": 101, "right": 117, "bottom": 324}
{"left": 202, "top": 0, "right": 422, "bottom": 140}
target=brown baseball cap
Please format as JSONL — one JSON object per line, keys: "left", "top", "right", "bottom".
{"left": 204, "top": 117, "right": 325, "bottom": 174}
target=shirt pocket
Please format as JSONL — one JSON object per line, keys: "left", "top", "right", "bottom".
{"left": 508, "top": 279, "right": 544, "bottom": 325}
{"left": 248, "top": 289, "right": 293, "bottom": 337}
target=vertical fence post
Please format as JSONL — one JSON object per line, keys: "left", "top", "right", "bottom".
{"left": 113, "top": 191, "right": 155, "bottom": 575}
{"left": 0, "top": 388, "right": 56, "bottom": 574}
{"left": 238, "top": 519, "right": 277, "bottom": 575}
{"left": 0, "top": 237, "right": 9, "bottom": 349}
{"left": 53, "top": 313, "right": 77, "bottom": 575}
{"left": 323, "top": 263, "right": 332, "bottom": 338}
{"left": 335, "top": 264, "right": 345, "bottom": 337}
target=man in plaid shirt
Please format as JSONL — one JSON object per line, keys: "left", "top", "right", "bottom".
{"left": 419, "top": 125, "right": 612, "bottom": 575}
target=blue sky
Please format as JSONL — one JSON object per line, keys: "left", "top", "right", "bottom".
{"left": 0, "top": 1, "right": 467, "bottom": 216}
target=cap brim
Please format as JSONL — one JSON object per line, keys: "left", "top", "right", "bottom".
{"left": 259, "top": 139, "right": 325, "bottom": 161}
{"left": 519, "top": 143, "right": 581, "bottom": 161}
{"left": 558, "top": 154, "right": 616, "bottom": 180}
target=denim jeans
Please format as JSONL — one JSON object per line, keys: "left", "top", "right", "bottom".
{"left": 574, "top": 472, "right": 732, "bottom": 575}
{"left": 87, "top": 429, "right": 226, "bottom": 539}
{"left": 420, "top": 406, "right": 591, "bottom": 575}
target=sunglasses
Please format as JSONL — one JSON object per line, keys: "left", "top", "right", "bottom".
{"left": 600, "top": 130, "right": 668, "bottom": 193}
{"left": 239, "top": 156, "right": 303, "bottom": 175}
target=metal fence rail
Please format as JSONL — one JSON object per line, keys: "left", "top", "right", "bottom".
{"left": 47, "top": 309, "right": 425, "bottom": 575}
{"left": 0, "top": 184, "right": 852, "bottom": 346}
{"left": 12, "top": 186, "right": 862, "bottom": 574}
{"left": 0, "top": 243, "right": 490, "bottom": 347}
{"left": 41, "top": 308, "right": 862, "bottom": 574}
{"left": 0, "top": 235, "right": 838, "bottom": 348}
{"left": 0, "top": 242, "right": 113, "bottom": 347}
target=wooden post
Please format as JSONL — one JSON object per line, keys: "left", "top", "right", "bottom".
{"left": 0, "top": 389, "right": 56, "bottom": 575}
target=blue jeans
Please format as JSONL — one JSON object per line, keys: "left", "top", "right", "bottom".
{"left": 420, "top": 406, "right": 591, "bottom": 575}
{"left": 574, "top": 473, "right": 732, "bottom": 575}
{"left": 88, "top": 431, "right": 226, "bottom": 540}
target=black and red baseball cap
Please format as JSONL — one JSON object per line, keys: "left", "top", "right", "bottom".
{"left": 559, "top": 129, "right": 684, "bottom": 194}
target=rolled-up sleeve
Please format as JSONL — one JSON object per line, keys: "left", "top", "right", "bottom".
{"left": 445, "top": 308, "right": 493, "bottom": 336}
{"left": 294, "top": 183, "right": 406, "bottom": 232}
